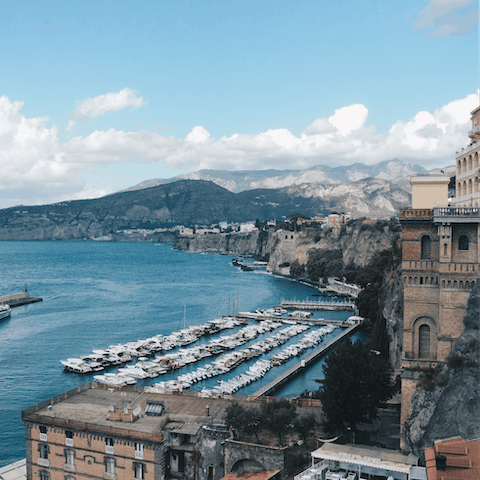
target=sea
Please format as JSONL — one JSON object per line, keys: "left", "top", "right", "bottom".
{"left": 0, "top": 241, "right": 363, "bottom": 466}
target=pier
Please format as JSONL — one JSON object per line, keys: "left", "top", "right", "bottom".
{"left": 277, "top": 298, "right": 355, "bottom": 311}
{"left": 0, "top": 291, "right": 43, "bottom": 308}
{"left": 249, "top": 322, "right": 360, "bottom": 399}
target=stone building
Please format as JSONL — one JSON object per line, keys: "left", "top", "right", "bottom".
{"left": 21, "top": 384, "right": 293, "bottom": 480}
{"left": 455, "top": 106, "right": 480, "bottom": 207}
{"left": 399, "top": 106, "right": 480, "bottom": 450}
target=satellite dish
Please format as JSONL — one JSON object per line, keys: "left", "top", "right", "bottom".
{"left": 124, "top": 407, "right": 129, "bottom": 414}
{"left": 109, "top": 405, "right": 115, "bottom": 412}
{"left": 133, "top": 405, "right": 141, "bottom": 416}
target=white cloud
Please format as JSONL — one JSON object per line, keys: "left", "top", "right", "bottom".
{"left": 0, "top": 92, "right": 478, "bottom": 208}
{"left": 67, "top": 88, "right": 146, "bottom": 130}
{"left": 413, "top": 0, "right": 478, "bottom": 38}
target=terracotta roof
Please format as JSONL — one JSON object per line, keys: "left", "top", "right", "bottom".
{"left": 425, "top": 437, "right": 480, "bottom": 480}
{"left": 220, "top": 470, "right": 281, "bottom": 480}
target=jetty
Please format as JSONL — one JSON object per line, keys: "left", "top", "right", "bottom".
{"left": 277, "top": 298, "right": 355, "bottom": 311}
{"left": 0, "top": 291, "right": 43, "bottom": 308}
{"left": 249, "top": 322, "right": 360, "bottom": 398}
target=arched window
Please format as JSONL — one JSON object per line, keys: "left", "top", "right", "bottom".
{"left": 419, "top": 324, "right": 431, "bottom": 358}
{"left": 444, "top": 243, "right": 448, "bottom": 256}
{"left": 459, "top": 235, "right": 469, "bottom": 251}
{"left": 421, "top": 236, "right": 431, "bottom": 259}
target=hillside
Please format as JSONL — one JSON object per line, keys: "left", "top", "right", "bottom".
{"left": 0, "top": 179, "right": 410, "bottom": 241}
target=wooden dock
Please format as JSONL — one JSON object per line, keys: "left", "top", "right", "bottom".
{"left": 249, "top": 322, "right": 360, "bottom": 399}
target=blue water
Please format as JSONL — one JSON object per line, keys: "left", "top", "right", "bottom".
{"left": 0, "top": 241, "right": 360, "bottom": 465}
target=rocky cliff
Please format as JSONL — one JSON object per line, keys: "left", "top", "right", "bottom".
{"left": 403, "top": 282, "right": 480, "bottom": 455}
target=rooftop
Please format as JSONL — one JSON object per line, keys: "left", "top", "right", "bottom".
{"left": 21, "top": 383, "right": 258, "bottom": 441}
{"left": 0, "top": 460, "right": 26, "bottom": 480}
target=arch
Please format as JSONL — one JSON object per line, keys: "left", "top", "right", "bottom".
{"left": 421, "top": 235, "right": 431, "bottom": 259}
{"left": 474, "top": 152, "right": 479, "bottom": 169}
{"left": 459, "top": 280, "right": 464, "bottom": 288}
{"left": 444, "top": 243, "right": 448, "bottom": 256}
{"left": 459, "top": 235, "right": 469, "bottom": 251}
{"left": 231, "top": 459, "right": 266, "bottom": 474}
{"left": 467, "top": 155, "right": 473, "bottom": 171}
{"left": 411, "top": 316, "right": 438, "bottom": 360}
{"left": 463, "top": 158, "right": 467, "bottom": 174}
{"left": 442, "top": 280, "right": 445, "bottom": 287}
{"left": 474, "top": 176, "right": 479, "bottom": 193}
{"left": 468, "top": 179, "right": 473, "bottom": 195}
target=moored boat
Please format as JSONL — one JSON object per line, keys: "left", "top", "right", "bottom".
{"left": 0, "top": 304, "right": 11, "bottom": 320}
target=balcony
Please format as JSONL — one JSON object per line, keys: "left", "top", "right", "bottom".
{"left": 104, "top": 473, "right": 117, "bottom": 480}
{"left": 135, "top": 451, "right": 144, "bottom": 460}
{"left": 106, "top": 445, "right": 114, "bottom": 455}
{"left": 433, "top": 206, "right": 480, "bottom": 223}
{"left": 40, "top": 433, "right": 47, "bottom": 442}
{"left": 64, "top": 464, "right": 76, "bottom": 472}
{"left": 38, "top": 459, "right": 50, "bottom": 467}
{"left": 65, "top": 438, "right": 73, "bottom": 447}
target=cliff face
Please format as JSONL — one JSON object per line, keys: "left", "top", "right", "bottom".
{"left": 174, "top": 231, "right": 270, "bottom": 257}
{"left": 403, "top": 282, "right": 480, "bottom": 455}
{"left": 267, "top": 219, "right": 400, "bottom": 275}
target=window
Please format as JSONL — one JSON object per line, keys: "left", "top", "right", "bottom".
{"left": 208, "top": 466, "right": 215, "bottom": 480}
{"left": 65, "top": 430, "right": 73, "bottom": 446}
{"left": 421, "top": 236, "right": 431, "bottom": 259}
{"left": 40, "top": 426, "right": 47, "bottom": 441}
{"left": 134, "top": 463, "right": 145, "bottom": 480}
{"left": 419, "top": 324, "right": 431, "bottom": 359}
{"left": 134, "top": 443, "right": 144, "bottom": 460}
{"left": 39, "top": 471, "right": 49, "bottom": 480}
{"left": 65, "top": 450, "right": 75, "bottom": 465}
{"left": 459, "top": 235, "right": 469, "bottom": 251}
{"left": 39, "top": 444, "right": 49, "bottom": 459}
{"left": 105, "top": 458, "right": 115, "bottom": 474}
{"left": 106, "top": 438, "right": 114, "bottom": 454}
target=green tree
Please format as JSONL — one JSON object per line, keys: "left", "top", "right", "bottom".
{"left": 260, "top": 398, "right": 297, "bottom": 446}
{"left": 293, "top": 413, "right": 317, "bottom": 447}
{"left": 319, "top": 339, "right": 395, "bottom": 437}
{"left": 224, "top": 402, "right": 262, "bottom": 443}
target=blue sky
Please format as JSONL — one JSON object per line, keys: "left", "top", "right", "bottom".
{"left": 0, "top": 0, "right": 479, "bottom": 207}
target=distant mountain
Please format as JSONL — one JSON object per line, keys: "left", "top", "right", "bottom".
{"left": 126, "top": 160, "right": 425, "bottom": 194}
{"left": 0, "top": 178, "right": 410, "bottom": 241}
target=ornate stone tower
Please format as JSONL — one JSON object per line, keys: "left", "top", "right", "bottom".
{"left": 399, "top": 107, "right": 480, "bottom": 451}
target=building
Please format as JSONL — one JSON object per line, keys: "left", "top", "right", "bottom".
{"left": 455, "top": 106, "right": 480, "bottom": 207}
{"left": 424, "top": 436, "right": 480, "bottom": 480}
{"left": 399, "top": 111, "right": 480, "bottom": 450}
{"left": 294, "top": 443, "right": 426, "bottom": 480}
{"left": 21, "top": 384, "right": 293, "bottom": 480}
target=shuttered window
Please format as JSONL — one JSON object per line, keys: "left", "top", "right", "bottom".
{"left": 421, "top": 236, "right": 431, "bottom": 259}
{"left": 419, "top": 324, "right": 430, "bottom": 358}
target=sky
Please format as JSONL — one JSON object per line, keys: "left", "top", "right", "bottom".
{"left": 0, "top": 0, "right": 479, "bottom": 208}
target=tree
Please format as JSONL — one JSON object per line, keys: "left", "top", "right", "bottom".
{"left": 260, "top": 398, "right": 297, "bottom": 446}
{"left": 224, "top": 402, "right": 262, "bottom": 443}
{"left": 319, "top": 339, "right": 395, "bottom": 437}
{"left": 293, "top": 413, "right": 317, "bottom": 447}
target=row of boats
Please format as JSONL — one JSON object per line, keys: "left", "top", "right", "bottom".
{"left": 60, "top": 316, "right": 247, "bottom": 374}
{"left": 92, "top": 319, "right": 292, "bottom": 386}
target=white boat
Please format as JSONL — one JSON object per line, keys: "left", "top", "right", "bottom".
{"left": 0, "top": 304, "right": 11, "bottom": 320}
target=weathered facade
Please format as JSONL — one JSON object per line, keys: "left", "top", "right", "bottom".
{"left": 399, "top": 106, "right": 480, "bottom": 450}
{"left": 22, "top": 384, "right": 305, "bottom": 480}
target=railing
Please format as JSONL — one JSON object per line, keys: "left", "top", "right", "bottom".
{"left": 64, "top": 464, "right": 76, "bottom": 472}
{"left": 38, "top": 459, "right": 49, "bottom": 467}
{"left": 40, "top": 433, "right": 47, "bottom": 441}
{"left": 294, "top": 460, "right": 338, "bottom": 480}
{"left": 106, "top": 445, "right": 114, "bottom": 454}
{"left": 65, "top": 438, "right": 73, "bottom": 446}
{"left": 104, "top": 473, "right": 117, "bottom": 480}
{"left": 433, "top": 207, "right": 480, "bottom": 217}
{"left": 135, "top": 451, "right": 144, "bottom": 460}
{"left": 399, "top": 209, "right": 432, "bottom": 218}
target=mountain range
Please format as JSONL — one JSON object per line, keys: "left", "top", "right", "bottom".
{"left": 126, "top": 159, "right": 426, "bottom": 193}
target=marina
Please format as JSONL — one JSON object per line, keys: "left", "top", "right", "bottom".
{"left": 0, "top": 241, "right": 361, "bottom": 464}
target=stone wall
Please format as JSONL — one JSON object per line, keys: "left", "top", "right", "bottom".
{"left": 224, "top": 440, "right": 287, "bottom": 478}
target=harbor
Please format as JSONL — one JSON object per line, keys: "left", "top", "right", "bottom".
{"left": 0, "top": 291, "right": 43, "bottom": 308}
